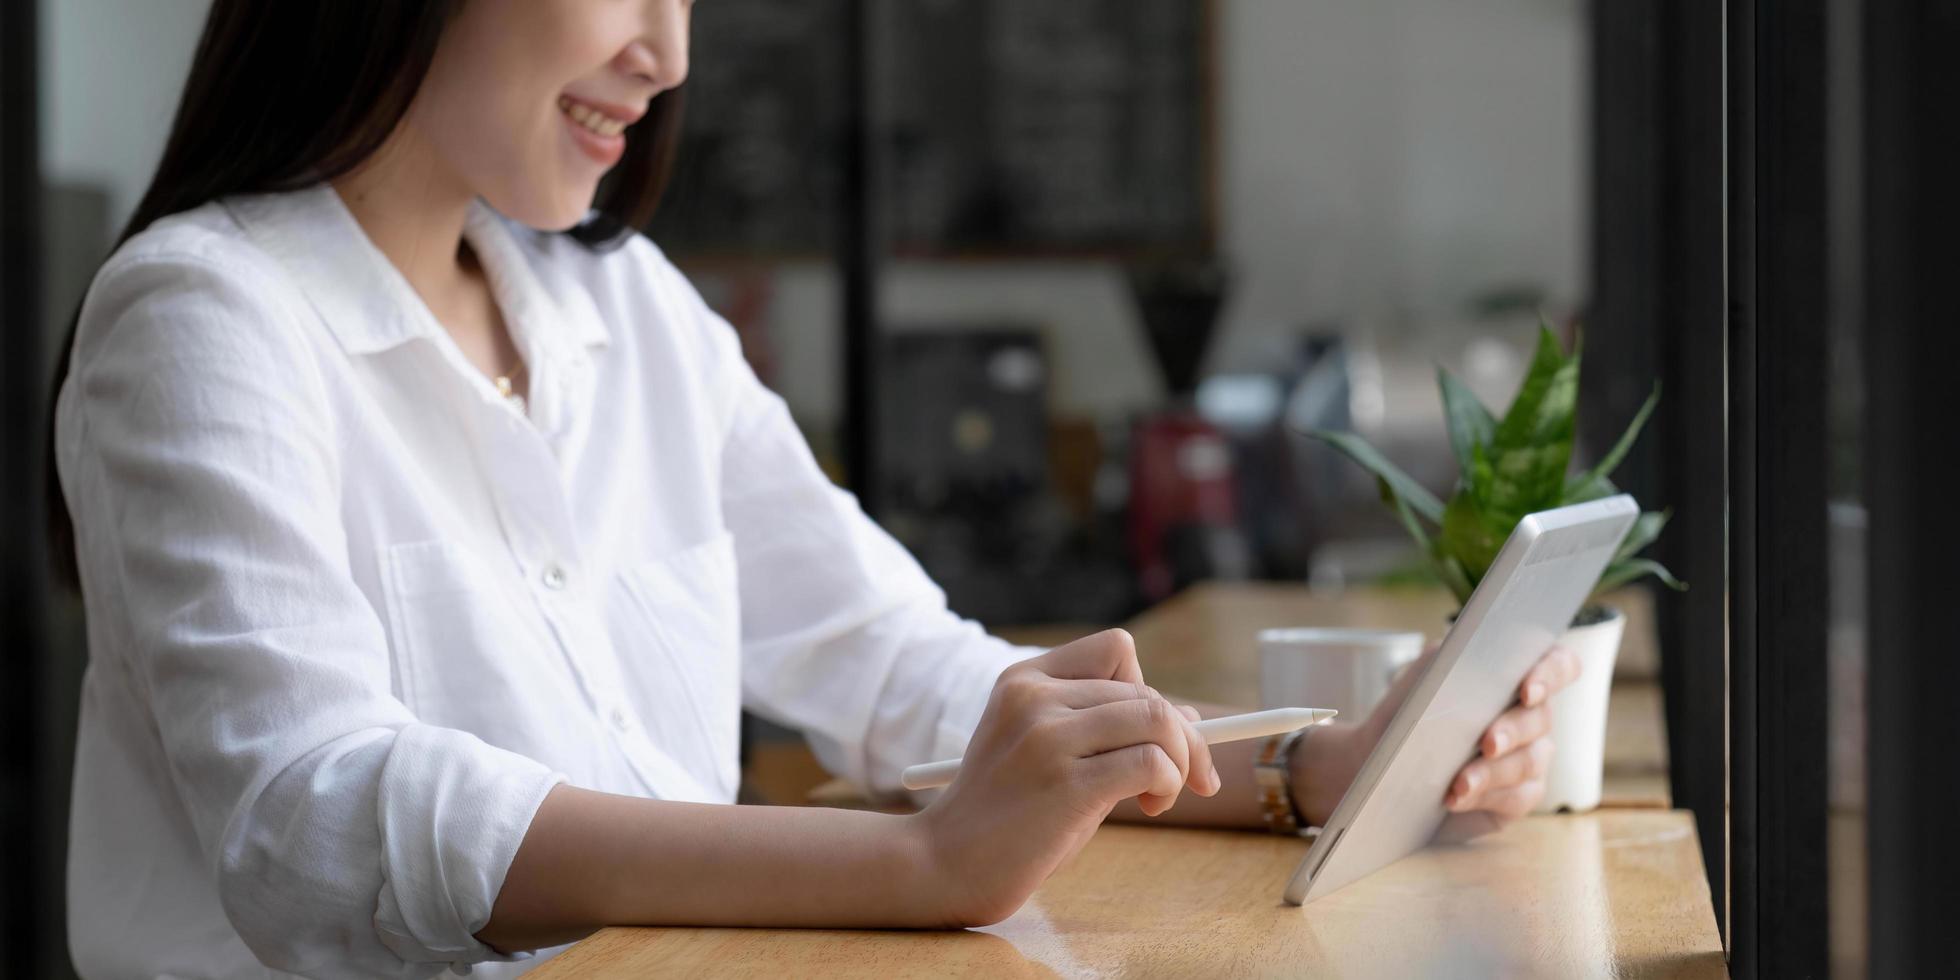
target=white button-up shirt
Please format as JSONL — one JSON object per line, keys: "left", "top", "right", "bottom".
{"left": 55, "top": 186, "right": 1029, "bottom": 979}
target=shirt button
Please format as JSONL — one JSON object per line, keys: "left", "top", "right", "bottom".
{"left": 609, "top": 706, "right": 631, "bottom": 732}
{"left": 541, "top": 564, "right": 568, "bottom": 590}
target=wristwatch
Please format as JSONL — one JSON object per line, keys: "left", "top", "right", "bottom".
{"left": 1254, "top": 729, "right": 1312, "bottom": 835}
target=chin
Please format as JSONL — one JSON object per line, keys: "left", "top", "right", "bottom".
{"left": 531, "top": 204, "right": 595, "bottom": 233}
{"left": 488, "top": 188, "right": 599, "bottom": 233}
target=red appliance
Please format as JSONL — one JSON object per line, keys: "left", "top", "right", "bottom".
{"left": 1129, "top": 409, "right": 1239, "bottom": 600}
{"left": 1126, "top": 258, "right": 1246, "bottom": 600}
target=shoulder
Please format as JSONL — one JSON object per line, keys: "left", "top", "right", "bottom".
{"left": 84, "top": 201, "right": 304, "bottom": 330}
{"left": 93, "top": 201, "right": 298, "bottom": 312}
{"left": 69, "top": 202, "right": 323, "bottom": 403}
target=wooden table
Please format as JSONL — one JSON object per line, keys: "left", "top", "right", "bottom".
{"left": 753, "top": 584, "right": 1670, "bottom": 810}
{"left": 546, "top": 583, "right": 1719, "bottom": 977}
{"left": 1118, "top": 583, "right": 1673, "bottom": 808}
{"left": 1120, "top": 581, "right": 1661, "bottom": 685}
{"left": 533, "top": 809, "right": 1724, "bottom": 978}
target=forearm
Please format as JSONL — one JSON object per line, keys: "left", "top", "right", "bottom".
{"left": 1106, "top": 700, "right": 1360, "bottom": 829}
{"left": 477, "top": 784, "right": 941, "bottom": 952}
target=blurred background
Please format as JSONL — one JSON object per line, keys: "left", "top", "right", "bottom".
{"left": 30, "top": 0, "right": 1593, "bottom": 630}
{"left": 6, "top": 0, "right": 1921, "bottom": 977}
{"left": 3, "top": 0, "right": 1645, "bottom": 971}
{"left": 665, "top": 0, "right": 1589, "bottom": 625}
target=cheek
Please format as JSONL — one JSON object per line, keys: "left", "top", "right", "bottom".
{"left": 420, "top": 77, "right": 597, "bottom": 230}
{"left": 416, "top": 5, "right": 609, "bottom": 228}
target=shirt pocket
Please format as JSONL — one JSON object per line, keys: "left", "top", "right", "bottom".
{"left": 613, "top": 531, "right": 743, "bottom": 791}
{"left": 379, "top": 539, "right": 573, "bottom": 746}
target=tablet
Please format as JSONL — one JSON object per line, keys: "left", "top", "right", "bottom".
{"left": 1284, "top": 495, "right": 1639, "bottom": 905}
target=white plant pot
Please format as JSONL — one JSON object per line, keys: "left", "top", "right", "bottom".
{"left": 1535, "top": 605, "right": 1626, "bottom": 814}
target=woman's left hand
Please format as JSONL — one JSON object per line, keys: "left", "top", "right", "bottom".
{"left": 1289, "top": 645, "right": 1584, "bottom": 829}
{"left": 1441, "top": 646, "right": 1583, "bottom": 823}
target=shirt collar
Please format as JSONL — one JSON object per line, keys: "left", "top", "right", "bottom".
{"left": 222, "top": 185, "right": 611, "bottom": 357}
{"left": 461, "top": 200, "right": 613, "bottom": 354}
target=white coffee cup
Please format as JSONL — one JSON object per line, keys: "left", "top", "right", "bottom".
{"left": 1258, "top": 628, "right": 1426, "bottom": 719}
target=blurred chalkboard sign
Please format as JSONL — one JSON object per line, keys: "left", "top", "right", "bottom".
{"left": 650, "top": 0, "right": 1214, "bottom": 258}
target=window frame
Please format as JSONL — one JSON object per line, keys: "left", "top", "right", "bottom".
{"left": 2, "top": 0, "right": 54, "bottom": 973}
{"left": 1593, "top": 2, "right": 1836, "bottom": 973}
{"left": 1862, "top": 0, "right": 1960, "bottom": 974}
{"left": 1726, "top": 0, "right": 1834, "bottom": 975}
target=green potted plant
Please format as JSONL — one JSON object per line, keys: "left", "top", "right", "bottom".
{"left": 1312, "top": 324, "right": 1684, "bottom": 812}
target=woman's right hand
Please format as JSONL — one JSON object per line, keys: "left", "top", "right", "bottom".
{"left": 909, "top": 628, "right": 1218, "bottom": 927}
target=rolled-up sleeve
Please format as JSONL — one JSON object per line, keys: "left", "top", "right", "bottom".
{"left": 643, "top": 247, "right": 1035, "bottom": 794}
{"left": 59, "top": 251, "right": 562, "bottom": 977}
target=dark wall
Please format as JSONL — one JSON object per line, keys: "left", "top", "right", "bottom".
{"left": 1589, "top": 0, "right": 1729, "bottom": 936}
{"left": 2, "top": 0, "right": 59, "bottom": 974}
{"left": 1863, "top": 0, "right": 1960, "bottom": 974}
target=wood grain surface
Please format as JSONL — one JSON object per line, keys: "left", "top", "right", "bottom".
{"left": 747, "top": 584, "right": 1674, "bottom": 810}
{"left": 530, "top": 809, "right": 1725, "bottom": 978}
{"left": 556, "top": 583, "right": 1708, "bottom": 975}
{"left": 1119, "top": 582, "right": 1661, "bottom": 707}
{"left": 1119, "top": 583, "right": 1671, "bottom": 808}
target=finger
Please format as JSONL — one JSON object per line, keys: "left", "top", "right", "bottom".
{"left": 1518, "top": 646, "right": 1583, "bottom": 707}
{"left": 1448, "top": 737, "right": 1553, "bottom": 811}
{"left": 1062, "top": 698, "right": 1212, "bottom": 803}
{"left": 1066, "top": 697, "right": 1193, "bottom": 785}
{"left": 1177, "top": 707, "right": 1220, "bottom": 796}
{"left": 1078, "top": 743, "right": 1185, "bottom": 817}
{"left": 1049, "top": 685, "right": 1218, "bottom": 796}
{"left": 983, "top": 669, "right": 1153, "bottom": 736}
{"left": 1464, "top": 778, "right": 1545, "bottom": 822}
{"left": 1481, "top": 702, "right": 1553, "bottom": 759}
{"left": 1046, "top": 678, "right": 1158, "bottom": 710}
{"left": 1035, "top": 628, "right": 1145, "bottom": 684}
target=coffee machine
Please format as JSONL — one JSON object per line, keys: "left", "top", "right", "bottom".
{"left": 1125, "top": 258, "right": 1250, "bottom": 600}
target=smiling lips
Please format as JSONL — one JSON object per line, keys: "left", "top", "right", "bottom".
{"left": 559, "top": 95, "right": 632, "bottom": 137}
{"left": 558, "top": 95, "right": 638, "bottom": 166}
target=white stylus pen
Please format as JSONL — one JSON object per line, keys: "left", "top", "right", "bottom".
{"left": 898, "top": 706, "right": 1338, "bottom": 791}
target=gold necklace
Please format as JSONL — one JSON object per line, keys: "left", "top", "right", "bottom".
{"left": 493, "top": 359, "right": 528, "bottom": 408}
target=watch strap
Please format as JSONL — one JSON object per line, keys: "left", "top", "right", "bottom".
{"left": 1253, "top": 729, "right": 1310, "bottom": 835}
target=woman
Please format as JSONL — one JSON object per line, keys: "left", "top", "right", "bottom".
{"left": 50, "top": 1, "right": 1577, "bottom": 976}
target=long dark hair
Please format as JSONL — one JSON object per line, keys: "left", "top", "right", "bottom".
{"left": 46, "top": 0, "right": 687, "bottom": 588}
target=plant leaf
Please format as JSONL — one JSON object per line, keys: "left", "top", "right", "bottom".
{"left": 1493, "top": 324, "right": 1578, "bottom": 447}
{"left": 1568, "top": 382, "right": 1662, "bottom": 501}
{"left": 1311, "top": 429, "right": 1445, "bottom": 522}
{"left": 1470, "top": 441, "right": 1497, "bottom": 504}
{"left": 1440, "top": 487, "right": 1512, "bottom": 584}
{"left": 1378, "top": 478, "right": 1474, "bottom": 605}
{"left": 1594, "top": 557, "right": 1689, "bottom": 596}
{"left": 1488, "top": 442, "right": 1570, "bottom": 520}
{"left": 1614, "top": 509, "right": 1672, "bottom": 564}
{"left": 1377, "top": 478, "right": 1436, "bottom": 561}
{"left": 1435, "top": 553, "right": 1476, "bottom": 606}
{"left": 1376, "top": 476, "right": 1435, "bottom": 550}
{"left": 1487, "top": 324, "right": 1579, "bottom": 514}
{"left": 1565, "top": 472, "right": 1620, "bottom": 504}
{"left": 1438, "top": 368, "right": 1496, "bottom": 491}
